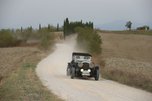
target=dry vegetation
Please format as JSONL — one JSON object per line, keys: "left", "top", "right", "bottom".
{"left": 0, "top": 47, "right": 40, "bottom": 79}
{"left": 99, "top": 32, "right": 152, "bottom": 92}
{"left": 0, "top": 46, "right": 63, "bottom": 101}
{"left": 99, "top": 30, "right": 152, "bottom": 36}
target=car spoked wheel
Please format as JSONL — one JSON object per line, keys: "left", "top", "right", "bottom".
{"left": 71, "top": 67, "right": 75, "bottom": 79}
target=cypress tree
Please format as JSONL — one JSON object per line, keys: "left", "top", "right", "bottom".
{"left": 57, "top": 23, "right": 59, "bottom": 31}
{"left": 48, "top": 24, "right": 51, "bottom": 31}
{"left": 63, "top": 18, "right": 94, "bottom": 36}
{"left": 39, "top": 24, "right": 41, "bottom": 31}
{"left": 21, "top": 26, "right": 23, "bottom": 32}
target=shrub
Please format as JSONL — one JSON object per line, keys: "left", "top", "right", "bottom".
{"left": 0, "top": 29, "right": 19, "bottom": 47}
{"left": 75, "top": 27, "right": 102, "bottom": 55}
{"left": 39, "top": 31, "right": 55, "bottom": 50}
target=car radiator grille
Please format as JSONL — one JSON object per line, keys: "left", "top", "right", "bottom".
{"left": 82, "top": 63, "right": 89, "bottom": 69}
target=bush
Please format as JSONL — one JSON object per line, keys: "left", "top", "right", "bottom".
{"left": 39, "top": 31, "right": 55, "bottom": 50}
{"left": 0, "top": 29, "right": 19, "bottom": 47}
{"left": 0, "top": 25, "right": 58, "bottom": 48}
{"left": 75, "top": 27, "right": 102, "bottom": 55}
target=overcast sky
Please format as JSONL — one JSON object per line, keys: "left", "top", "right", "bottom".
{"left": 0, "top": 0, "right": 152, "bottom": 30}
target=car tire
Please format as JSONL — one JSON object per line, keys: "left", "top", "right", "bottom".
{"left": 95, "top": 69, "right": 99, "bottom": 81}
{"left": 71, "top": 67, "right": 75, "bottom": 79}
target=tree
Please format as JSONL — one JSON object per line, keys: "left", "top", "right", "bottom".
{"left": 125, "top": 21, "right": 132, "bottom": 30}
{"left": 39, "top": 24, "right": 41, "bottom": 31}
{"left": 21, "top": 27, "right": 23, "bottom": 32}
{"left": 57, "top": 23, "right": 59, "bottom": 31}
{"left": 63, "top": 18, "right": 69, "bottom": 37}
{"left": 48, "top": 24, "right": 51, "bottom": 31}
{"left": 27, "top": 26, "right": 33, "bottom": 32}
{"left": 63, "top": 18, "right": 94, "bottom": 37}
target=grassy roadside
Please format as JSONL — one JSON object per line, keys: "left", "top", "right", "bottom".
{"left": 99, "top": 32, "right": 152, "bottom": 92}
{"left": 101, "top": 58, "right": 152, "bottom": 92}
{"left": 0, "top": 47, "right": 63, "bottom": 101}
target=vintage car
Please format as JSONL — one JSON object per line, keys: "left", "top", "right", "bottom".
{"left": 66, "top": 52, "right": 100, "bottom": 80}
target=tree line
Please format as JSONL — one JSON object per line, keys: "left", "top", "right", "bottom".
{"left": 63, "top": 18, "right": 94, "bottom": 37}
{"left": 0, "top": 24, "right": 60, "bottom": 48}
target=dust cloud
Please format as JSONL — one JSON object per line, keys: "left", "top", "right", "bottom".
{"left": 37, "top": 34, "right": 85, "bottom": 76}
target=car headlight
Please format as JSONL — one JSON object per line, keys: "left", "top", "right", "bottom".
{"left": 88, "top": 69, "right": 91, "bottom": 72}
{"left": 80, "top": 69, "right": 84, "bottom": 72}
{"left": 78, "top": 63, "right": 83, "bottom": 67}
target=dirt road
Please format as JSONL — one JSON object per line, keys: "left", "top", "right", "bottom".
{"left": 36, "top": 36, "right": 152, "bottom": 101}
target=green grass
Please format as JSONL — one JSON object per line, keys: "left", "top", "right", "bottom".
{"left": 0, "top": 52, "right": 63, "bottom": 101}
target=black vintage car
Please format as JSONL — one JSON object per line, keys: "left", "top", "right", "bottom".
{"left": 66, "top": 52, "right": 100, "bottom": 81}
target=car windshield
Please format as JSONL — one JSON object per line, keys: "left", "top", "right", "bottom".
{"left": 75, "top": 55, "right": 90, "bottom": 60}
{"left": 76, "top": 56, "right": 80, "bottom": 59}
{"left": 84, "top": 56, "right": 90, "bottom": 59}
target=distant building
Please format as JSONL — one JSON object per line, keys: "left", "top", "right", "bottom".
{"left": 137, "top": 25, "right": 150, "bottom": 31}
